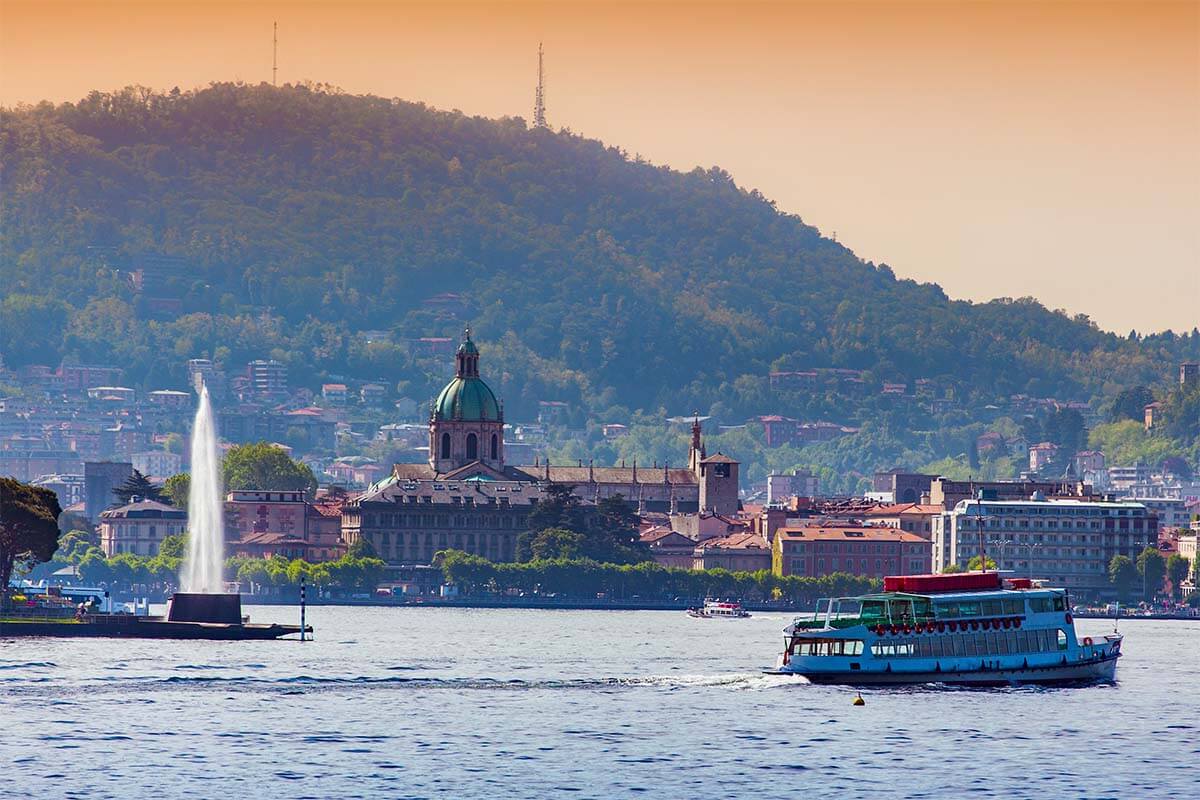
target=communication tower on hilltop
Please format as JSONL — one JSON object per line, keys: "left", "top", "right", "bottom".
{"left": 272, "top": 21, "right": 278, "bottom": 86}
{"left": 533, "top": 42, "right": 548, "bottom": 128}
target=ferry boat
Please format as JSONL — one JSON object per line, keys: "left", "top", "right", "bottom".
{"left": 688, "top": 600, "right": 751, "bottom": 619}
{"left": 766, "top": 572, "right": 1121, "bottom": 685}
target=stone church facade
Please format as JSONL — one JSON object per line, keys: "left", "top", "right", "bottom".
{"left": 343, "top": 331, "right": 740, "bottom": 571}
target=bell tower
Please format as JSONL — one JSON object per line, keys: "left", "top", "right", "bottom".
{"left": 688, "top": 412, "right": 706, "bottom": 473}
{"left": 698, "top": 453, "right": 740, "bottom": 516}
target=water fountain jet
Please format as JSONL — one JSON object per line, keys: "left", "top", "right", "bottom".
{"left": 182, "top": 383, "right": 225, "bottom": 594}
{"left": 169, "top": 383, "right": 240, "bottom": 623}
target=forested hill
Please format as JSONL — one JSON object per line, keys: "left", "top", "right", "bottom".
{"left": 1, "top": 83, "right": 1197, "bottom": 421}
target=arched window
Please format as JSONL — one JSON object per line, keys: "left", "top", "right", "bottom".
{"left": 440, "top": 432, "right": 451, "bottom": 459}
{"left": 466, "top": 433, "right": 478, "bottom": 460}
{"left": 490, "top": 433, "right": 498, "bottom": 460}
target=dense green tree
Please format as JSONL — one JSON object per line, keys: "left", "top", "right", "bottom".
{"left": 1108, "top": 555, "right": 1138, "bottom": 603}
{"left": 434, "top": 549, "right": 879, "bottom": 604}
{"left": 222, "top": 442, "right": 318, "bottom": 497}
{"left": 346, "top": 538, "right": 378, "bottom": 560}
{"left": 53, "top": 530, "right": 94, "bottom": 564}
{"left": 0, "top": 478, "right": 63, "bottom": 609}
{"left": 525, "top": 484, "right": 587, "bottom": 536}
{"left": 162, "top": 473, "right": 190, "bottom": 507}
{"left": 1041, "top": 408, "right": 1086, "bottom": 471}
{"left": 77, "top": 550, "right": 114, "bottom": 585}
{"left": 966, "top": 555, "right": 998, "bottom": 571}
{"left": 1136, "top": 547, "right": 1167, "bottom": 602}
{"left": 1108, "top": 386, "right": 1154, "bottom": 423}
{"left": 158, "top": 533, "right": 187, "bottom": 560}
{"left": 528, "top": 528, "right": 585, "bottom": 561}
{"left": 1165, "top": 554, "right": 1190, "bottom": 603}
{"left": 111, "top": 469, "right": 165, "bottom": 505}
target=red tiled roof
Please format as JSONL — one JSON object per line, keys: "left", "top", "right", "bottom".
{"left": 696, "top": 532, "right": 769, "bottom": 551}
{"left": 865, "top": 503, "right": 942, "bottom": 516}
{"left": 238, "top": 532, "right": 308, "bottom": 546}
{"left": 775, "top": 527, "right": 929, "bottom": 543}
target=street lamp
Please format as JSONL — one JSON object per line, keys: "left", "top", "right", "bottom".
{"left": 969, "top": 490, "right": 989, "bottom": 572}
{"left": 1020, "top": 542, "right": 1043, "bottom": 580}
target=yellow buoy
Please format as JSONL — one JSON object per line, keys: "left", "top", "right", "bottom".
{"left": 853, "top": 692, "right": 865, "bottom": 706}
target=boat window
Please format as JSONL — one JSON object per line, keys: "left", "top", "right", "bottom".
{"left": 1002, "top": 598, "right": 1024, "bottom": 615}
{"left": 861, "top": 600, "right": 889, "bottom": 621}
{"left": 911, "top": 598, "right": 932, "bottom": 619}
{"left": 936, "top": 602, "right": 959, "bottom": 619}
{"left": 1057, "top": 630, "right": 1068, "bottom": 651}
{"left": 958, "top": 601, "right": 981, "bottom": 618}
{"left": 836, "top": 599, "right": 863, "bottom": 618}
{"left": 891, "top": 599, "right": 913, "bottom": 622}
{"left": 794, "top": 639, "right": 863, "bottom": 656}
{"left": 983, "top": 600, "right": 1004, "bottom": 616}
{"left": 1052, "top": 595, "right": 1066, "bottom": 612}
{"left": 1028, "top": 597, "right": 1052, "bottom": 613}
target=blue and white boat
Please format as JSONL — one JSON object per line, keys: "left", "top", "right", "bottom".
{"left": 766, "top": 572, "right": 1121, "bottom": 685}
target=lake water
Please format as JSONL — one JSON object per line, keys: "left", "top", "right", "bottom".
{"left": 2, "top": 607, "right": 1196, "bottom": 799}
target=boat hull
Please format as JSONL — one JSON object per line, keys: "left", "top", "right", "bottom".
{"left": 766, "top": 654, "right": 1119, "bottom": 686}
{"left": 0, "top": 618, "right": 308, "bottom": 640}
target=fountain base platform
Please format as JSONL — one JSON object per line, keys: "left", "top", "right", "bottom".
{"left": 167, "top": 592, "right": 243, "bottom": 624}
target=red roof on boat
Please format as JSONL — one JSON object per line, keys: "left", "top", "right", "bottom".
{"left": 883, "top": 572, "right": 1002, "bottom": 593}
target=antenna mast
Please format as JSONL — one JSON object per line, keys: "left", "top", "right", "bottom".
{"left": 533, "top": 42, "right": 548, "bottom": 128}
{"left": 273, "top": 21, "right": 278, "bottom": 86}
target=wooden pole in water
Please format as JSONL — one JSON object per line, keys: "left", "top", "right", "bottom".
{"left": 300, "top": 576, "right": 306, "bottom": 642}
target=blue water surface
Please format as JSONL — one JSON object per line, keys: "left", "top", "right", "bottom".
{"left": 2, "top": 608, "right": 1196, "bottom": 799}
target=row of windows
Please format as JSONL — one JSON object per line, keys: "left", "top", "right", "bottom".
{"left": 784, "top": 542, "right": 906, "bottom": 555}
{"left": 363, "top": 513, "right": 526, "bottom": 529}
{"left": 968, "top": 519, "right": 1146, "bottom": 532}
{"left": 966, "top": 505, "right": 1143, "bottom": 517}
{"left": 363, "top": 531, "right": 516, "bottom": 562}
{"left": 872, "top": 628, "right": 1068, "bottom": 658}
{"left": 105, "top": 524, "right": 183, "bottom": 539}
{"left": 786, "top": 558, "right": 928, "bottom": 575}
{"left": 791, "top": 639, "right": 865, "bottom": 657}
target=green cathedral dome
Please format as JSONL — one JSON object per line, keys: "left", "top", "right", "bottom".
{"left": 433, "top": 375, "right": 500, "bottom": 421}
{"left": 432, "top": 329, "right": 501, "bottom": 421}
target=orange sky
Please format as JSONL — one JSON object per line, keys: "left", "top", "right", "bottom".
{"left": 2, "top": 0, "right": 1197, "bottom": 333}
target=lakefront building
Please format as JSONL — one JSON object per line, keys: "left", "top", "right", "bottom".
{"left": 343, "top": 330, "right": 739, "bottom": 573}
{"left": 771, "top": 526, "right": 932, "bottom": 579}
{"left": 932, "top": 496, "right": 1156, "bottom": 595}
{"left": 99, "top": 499, "right": 188, "bottom": 557}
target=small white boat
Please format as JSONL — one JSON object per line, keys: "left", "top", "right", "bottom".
{"left": 688, "top": 600, "right": 751, "bottom": 619}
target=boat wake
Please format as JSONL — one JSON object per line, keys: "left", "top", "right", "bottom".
{"left": 0, "top": 671, "right": 803, "bottom": 694}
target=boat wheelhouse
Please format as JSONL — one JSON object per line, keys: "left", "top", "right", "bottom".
{"left": 767, "top": 572, "right": 1121, "bottom": 685}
